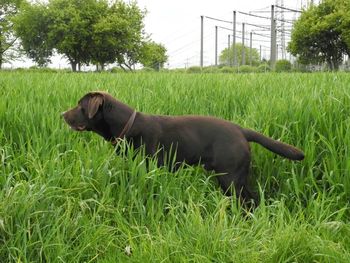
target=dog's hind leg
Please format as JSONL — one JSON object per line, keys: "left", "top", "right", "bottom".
{"left": 213, "top": 145, "right": 258, "bottom": 207}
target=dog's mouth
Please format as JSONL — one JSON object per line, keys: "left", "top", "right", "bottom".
{"left": 69, "top": 125, "right": 86, "bottom": 131}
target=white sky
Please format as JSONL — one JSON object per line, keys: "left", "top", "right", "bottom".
{"left": 5, "top": 0, "right": 317, "bottom": 69}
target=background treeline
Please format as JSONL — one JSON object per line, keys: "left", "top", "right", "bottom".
{"left": 288, "top": 0, "right": 350, "bottom": 71}
{"left": 0, "top": 0, "right": 167, "bottom": 71}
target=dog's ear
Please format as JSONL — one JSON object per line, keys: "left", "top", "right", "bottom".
{"left": 88, "top": 93, "right": 104, "bottom": 119}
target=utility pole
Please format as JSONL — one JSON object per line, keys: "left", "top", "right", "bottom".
{"left": 233, "top": 11, "right": 237, "bottom": 66}
{"left": 276, "top": 0, "right": 286, "bottom": 59}
{"left": 242, "top": 23, "right": 245, "bottom": 65}
{"left": 200, "top": 16, "right": 204, "bottom": 68}
{"left": 249, "top": 32, "right": 253, "bottom": 66}
{"left": 270, "top": 5, "right": 277, "bottom": 69}
{"left": 215, "top": 26, "right": 218, "bottom": 66}
{"left": 260, "top": 45, "right": 262, "bottom": 61}
{"left": 228, "top": 34, "right": 231, "bottom": 65}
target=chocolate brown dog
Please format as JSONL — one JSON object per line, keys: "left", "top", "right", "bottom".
{"left": 62, "top": 91, "right": 304, "bottom": 204}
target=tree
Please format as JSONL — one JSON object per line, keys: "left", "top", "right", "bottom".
{"left": 139, "top": 41, "right": 167, "bottom": 70}
{"left": 47, "top": 0, "right": 107, "bottom": 71}
{"left": 12, "top": 0, "right": 155, "bottom": 71}
{"left": 0, "top": 0, "right": 22, "bottom": 68}
{"left": 339, "top": 1, "right": 350, "bottom": 53}
{"left": 13, "top": 2, "right": 53, "bottom": 66}
{"left": 288, "top": 0, "right": 349, "bottom": 70}
{"left": 219, "top": 43, "right": 260, "bottom": 66}
{"left": 91, "top": 1, "right": 145, "bottom": 71}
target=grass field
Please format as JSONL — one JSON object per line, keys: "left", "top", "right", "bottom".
{"left": 1, "top": 71, "right": 350, "bottom": 262}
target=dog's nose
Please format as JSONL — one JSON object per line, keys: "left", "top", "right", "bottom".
{"left": 61, "top": 111, "right": 66, "bottom": 118}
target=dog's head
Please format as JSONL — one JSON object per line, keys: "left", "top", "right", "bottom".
{"left": 62, "top": 91, "right": 107, "bottom": 132}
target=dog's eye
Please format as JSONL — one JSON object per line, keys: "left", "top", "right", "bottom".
{"left": 80, "top": 107, "right": 85, "bottom": 114}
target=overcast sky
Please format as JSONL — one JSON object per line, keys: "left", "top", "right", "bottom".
{"left": 6, "top": 0, "right": 317, "bottom": 69}
{"left": 137, "top": 0, "right": 312, "bottom": 68}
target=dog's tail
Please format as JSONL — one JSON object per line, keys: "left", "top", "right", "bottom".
{"left": 242, "top": 128, "right": 304, "bottom": 161}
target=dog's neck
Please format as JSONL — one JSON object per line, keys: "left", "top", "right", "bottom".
{"left": 110, "top": 110, "right": 137, "bottom": 145}
{"left": 102, "top": 98, "right": 137, "bottom": 142}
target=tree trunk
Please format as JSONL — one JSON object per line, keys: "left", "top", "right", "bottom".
{"left": 71, "top": 62, "right": 77, "bottom": 72}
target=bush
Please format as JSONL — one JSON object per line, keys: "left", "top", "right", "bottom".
{"left": 28, "top": 66, "right": 59, "bottom": 73}
{"left": 202, "top": 66, "right": 220, "bottom": 73}
{"left": 171, "top": 68, "right": 186, "bottom": 73}
{"left": 110, "top": 67, "right": 125, "bottom": 73}
{"left": 140, "top": 67, "right": 156, "bottom": 72}
{"left": 257, "top": 64, "right": 271, "bottom": 73}
{"left": 186, "top": 66, "right": 202, "bottom": 73}
{"left": 238, "top": 65, "right": 256, "bottom": 73}
{"left": 219, "top": 66, "right": 238, "bottom": 73}
{"left": 275, "top": 60, "right": 292, "bottom": 72}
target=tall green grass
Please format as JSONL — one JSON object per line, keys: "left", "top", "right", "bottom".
{"left": 0, "top": 71, "right": 349, "bottom": 262}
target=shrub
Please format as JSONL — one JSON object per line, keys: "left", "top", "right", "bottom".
{"left": 219, "top": 66, "right": 238, "bottom": 73}
{"left": 257, "top": 64, "right": 271, "bottom": 73}
{"left": 140, "top": 67, "right": 156, "bottom": 72}
{"left": 202, "top": 66, "right": 220, "bottom": 73}
{"left": 110, "top": 67, "right": 125, "bottom": 73}
{"left": 238, "top": 65, "right": 256, "bottom": 73}
{"left": 275, "top": 60, "right": 292, "bottom": 72}
{"left": 186, "top": 66, "right": 202, "bottom": 73}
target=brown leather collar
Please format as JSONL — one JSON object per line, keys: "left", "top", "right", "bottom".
{"left": 111, "top": 110, "right": 137, "bottom": 145}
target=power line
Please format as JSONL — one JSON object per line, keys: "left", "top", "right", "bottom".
{"left": 238, "top": 11, "right": 270, "bottom": 20}
{"left": 204, "top": 16, "right": 232, "bottom": 24}
{"left": 244, "top": 22, "right": 270, "bottom": 30}
{"left": 275, "top": 5, "right": 302, "bottom": 13}
{"left": 238, "top": 10, "right": 294, "bottom": 24}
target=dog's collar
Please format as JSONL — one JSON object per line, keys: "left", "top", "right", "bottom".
{"left": 111, "top": 110, "right": 137, "bottom": 146}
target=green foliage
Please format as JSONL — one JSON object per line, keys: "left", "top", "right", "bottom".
{"left": 110, "top": 67, "right": 125, "bottom": 74}
{"left": 12, "top": 0, "right": 163, "bottom": 71}
{"left": 13, "top": 2, "right": 52, "bottom": 66}
{"left": 139, "top": 41, "right": 167, "bottom": 70}
{"left": 0, "top": 0, "right": 23, "bottom": 68}
{"left": 339, "top": 1, "right": 350, "bottom": 49}
{"left": 238, "top": 65, "right": 255, "bottom": 73}
{"left": 140, "top": 66, "right": 155, "bottom": 72}
{"left": 1, "top": 72, "right": 350, "bottom": 261}
{"left": 275, "top": 59, "right": 292, "bottom": 72}
{"left": 202, "top": 66, "right": 220, "bottom": 73}
{"left": 219, "top": 43, "right": 260, "bottom": 66}
{"left": 47, "top": 0, "right": 108, "bottom": 71}
{"left": 186, "top": 66, "right": 202, "bottom": 73}
{"left": 91, "top": 1, "right": 145, "bottom": 71}
{"left": 257, "top": 63, "right": 271, "bottom": 72}
{"left": 288, "top": 0, "right": 350, "bottom": 70}
{"left": 219, "top": 66, "right": 238, "bottom": 73}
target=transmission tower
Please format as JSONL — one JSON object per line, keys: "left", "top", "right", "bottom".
{"left": 275, "top": 0, "right": 286, "bottom": 60}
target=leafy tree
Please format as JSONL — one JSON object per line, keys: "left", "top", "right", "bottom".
{"left": 91, "top": 1, "right": 145, "bottom": 71}
{"left": 219, "top": 43, "right": 260, "bottom": 66}
{"left": 339, "top": 1, "right": 350, "bottom": 52}
{"left": 13, "top": 2, "right": 53, "bottom": 66}
{"left": 140, "top": 41, "right": 167, "bottom": 70}
{"left": 47, "top": 0, "right": 107, "bottom": 71}
{"left": 12, "top": 0, "right": 155, "bottom": 71}
{"left": 0, "top": 0, "right": 22, "bottom": 68}
{"left": 288, "top": 0, "right": 349, "bottom": 70}
{"left": 110, "top": 1, "right": 145, "bottom": 71}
